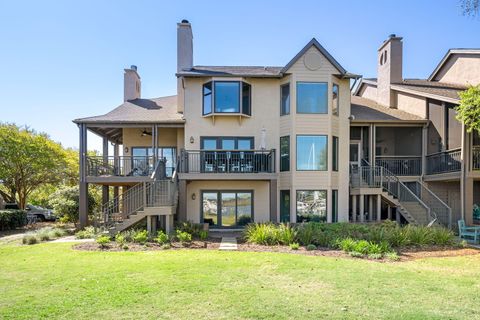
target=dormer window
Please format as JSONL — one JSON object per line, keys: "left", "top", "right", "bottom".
{"left": 203, "top": 81, "right": 251, "bottom": 116}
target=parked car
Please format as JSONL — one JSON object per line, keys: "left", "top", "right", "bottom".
{"left": 25, "top": 204, "right": 56, "bottom": 221}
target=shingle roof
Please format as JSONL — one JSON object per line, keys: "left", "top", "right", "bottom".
{"left": 73, "top": 95, "right": 184, "bottom": 124}
{"left": 391, "top": 79, "right": 466, "bottom": 101}
{"left": 176, "top": 66, "right": 284, "bottom": 77}
{"left": 351, "top": 96, "right": 426, "bottom": 122}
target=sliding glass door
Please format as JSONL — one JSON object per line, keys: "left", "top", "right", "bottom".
{"left": 202, "top": 191, "right": 253, "bottom": 227}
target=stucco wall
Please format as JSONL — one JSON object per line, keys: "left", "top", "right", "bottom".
{"left": 395, "top": 91, "right": 427, "bottom": 118}
{"left": 358, "top": 84, "right": 378, "bottom": 101}
{"left": 185, "top": 180, "right": 270, "bottom": 223}
{"left": 122, "top": 127, "right": 182, "bottom": 154}
{"left": 433, "top": 54, "right": 480, "bottom": 86}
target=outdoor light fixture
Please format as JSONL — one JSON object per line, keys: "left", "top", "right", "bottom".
{"left": 141, "top": 129, "right": 152, "bottom": 137}
{"left": 190, "top": 136, "right": 195, "bottom": 144}
{"left": 191, "top": 193, "right": 196, "bottom": 200}
{"left": 124, "top": 147, "right": 129, "bottom": 153}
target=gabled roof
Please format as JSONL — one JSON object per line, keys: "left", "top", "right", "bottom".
{"left": 391, "top": 79, "right": 466, "bottom": 103}
{"left": 352, "top": 78, "right": 377, "bottom": 95}
{"left": 351, "top": 96, "right": 426, "bottom": 123}
{"left": 281, "top": 38, "right": 347, "bottom": 75}
{"left": 428, "top": 48, "right": 480, "bottom": 81}
{"left": 73, "top": 95, "right": 184, "bottom": 124}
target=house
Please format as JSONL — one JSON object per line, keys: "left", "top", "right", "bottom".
{"left": 73, "top": 21, "right": 478, "bottom": 233}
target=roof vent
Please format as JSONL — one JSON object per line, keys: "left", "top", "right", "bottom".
{"left": 130, "top": 65, "right": 137, "bottom": 71}
{"left": 181, "top": 19, "right": 189, "bottom": 23}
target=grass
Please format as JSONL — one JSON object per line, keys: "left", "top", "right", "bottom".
{"left": 0, "top": 243, "right": 480, "bottom": 319}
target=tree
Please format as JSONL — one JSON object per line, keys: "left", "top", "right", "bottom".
{"left": 0, "top": 123, "right": 68, "bottom": 209}
{"left": 48, "top": 185, "right": 98, "bottom": 225}
{"left": 456, "top": 85, "right": 480, "bottom": 134}
{"left": 460, "top": 0, "right": 479, "bottom": 16}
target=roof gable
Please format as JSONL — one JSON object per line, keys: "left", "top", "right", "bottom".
{"left": 428, "top": 49, "right": 480, "bottom": 81}
{"left": 281, "top": 38, "right": 347, "bottom": 74}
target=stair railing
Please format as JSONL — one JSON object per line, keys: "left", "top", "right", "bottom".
{"left": 413, "top": 180, "right": 451, "bottom": 228}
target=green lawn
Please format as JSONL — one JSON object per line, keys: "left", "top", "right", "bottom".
{"left": 0, "top": 243, "right": 479, "bottom": 319}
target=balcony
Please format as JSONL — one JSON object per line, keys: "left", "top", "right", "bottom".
{"left": 375, "top": 156, "right": 422, "bottom": 176}
{"left": 179, "top": 149, "right": 275, "bottom": 174}
{"left": 426, "top": 148, "right": 461, "bottom": 175}
{"left": 86, "top": 156, "right": 169, "bottom": 178}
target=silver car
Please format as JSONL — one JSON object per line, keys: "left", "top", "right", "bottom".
{"left": 25, "top": 204, "right": 56, "bottom": 221}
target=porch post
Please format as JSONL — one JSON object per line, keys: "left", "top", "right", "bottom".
{"left": 351, "top": 195, "right": 357, "bottom": 222}
{"left": 269, "top": 179, "right": 278, "bottom": 223}
{"left": 177, "top": 180, "right": 187, "bottom": 222}
{"left": 376, "top": 194, "right": 381, "bottom": 221}
{"left": 102, "top": 137, "right": 109, "bottom": 208}
{"left": 387, "top": 205, "right": 392, "bottom": 220}
{"left": 113, "top": 144, "right": 119, "bottom": 211}
{"left": 368, "top": 195, "right": 374, "bottom": 221}
{"left": 359, "top": 195, "right": 364, "bottom": 222}
{"left": 421, "top": 125, "right": 428, "bottom": 177}
{"left": 79, "top": 124, "right": 88, "bottom": 228}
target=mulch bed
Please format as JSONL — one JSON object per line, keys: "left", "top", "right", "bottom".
{"left": 72, "top": 238, "right": 480, "bottom": 262}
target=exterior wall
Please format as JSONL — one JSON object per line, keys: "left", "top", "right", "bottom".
{"left": 122, "top": 127, "right": 182, "bottom": 154}
{"left": 357, "top": 84, "right": 377, "bottom": 101}
{"left": 425, "top": 181, "right": 461, "bottom": 224}
{"left": 433, "top": 53, "right": 480, "bottom": 86}
{"left": 395, "top": 91, "right": 427, "bottom": 118}
{"left": 185, "top": 180, "right": 270, "bottom": 223}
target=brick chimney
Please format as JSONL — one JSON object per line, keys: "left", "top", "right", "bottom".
{"left": 124, "top": 65, "right": 141, "bottom": 101}
{"left": 377, "top": 34, "right": 403, "bottom": 107}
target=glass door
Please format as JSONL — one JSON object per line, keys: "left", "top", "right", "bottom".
{"left": 349, "top": 142, "right": 361, "bottom": 168}
{"left": 221, "top": 192, "right": 236, "bottom": 227}
{"left": 201, "top": 191, "right": 253, "bottom": 227}
{"left": 280, "top": 190, "right": 290, "bottom": 222}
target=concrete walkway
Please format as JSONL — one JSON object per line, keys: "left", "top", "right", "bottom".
{"left": 219, "top": 237, "right": 238, "bottom": 251}
{"left": 51, "top": 236, "right": 94, "bottom": 243}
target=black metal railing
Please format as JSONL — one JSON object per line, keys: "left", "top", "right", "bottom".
{"left": 86, "top": 156, "right": 170, "bottom": 177}
{"left": 472, "top": 146, "right": 480, "bottom": 171}
{"left": 179, "top": 149, "right": 276, "bottom": 173}
{"left": 375, "top": 156, "right": 422, "bottom": 176}
{"left": 426, "top": 149, "right": 461, "bottom": 175}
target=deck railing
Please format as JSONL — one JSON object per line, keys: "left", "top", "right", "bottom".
{"left": 426, "top": 148, "right": 461, "bottom": 175}
{"left": 179, "top": 149, "right": 276, "bottom": 174}
{"left": 375, "top": 156, "right": 422, "bottom": 176}
{"left": 86, "top": 156, "right": 171, "bottom": 177}
{"left": 472, "top": 146, "right": 480, "bottom": 171}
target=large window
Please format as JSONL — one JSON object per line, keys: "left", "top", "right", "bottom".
{"left": 280, "top": 190, "right": 290, "bottom": 223}
{"left": 202, "top": 81, "right": 251, "bottom": 115}
{"left": 202, "top": 191, "right": 253, "bottom": 227}
{"left": 280, "top": 136, "right": 290, "bottom": 172}
{"left": 296, "top": 190, "right": 327, "bottom": 222}
{"left": 280, "top": 83, "right": 290, "bottom": 115}
{"left": 332, "top": 190, "right": 338, "bottom": 223}
{"left": 332, "top": 136, "right": 339, "bottom": 171}
{"left": 200, "top": 137, "right": 254, "bottom": 150}
{"left": 296, "top": 135, "right": 327, "bottom": 171}
{"left": 332, "top": 83, "right": 339, "bottom": 116}
{"left": 296, "top": 82, "right": 328, "bottom": 114}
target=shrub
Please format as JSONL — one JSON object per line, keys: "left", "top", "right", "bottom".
{"left": 155, "top": 231, "right": 169, "bottom": 245}
{"left": 403, "top": 225, "right": 433, "bottom": 246}
{"left": 96, "top": 235, "right": 111, "bottom": 248}
{"left": 368, "top": 253, "right": 383, "bottom": 260}
{"left": 0, "top": 210, "right": 27, "bottom": 231}
{"left": 289, "top": 242, "right": 300, "bottom": 250}
{"left": 22, "top": 234, "right": 38, "bottom": 245}
{"left": 132, "top": 230, "right": 149, "bottom": 244}
{"left": 336, "top": 238, "right": 357, "bottom": 252}
{"left": 244, "top": 223, "right": 279, "bottom": 245}
{"left": 51, "top": 228, "right": 66, "bottom": 238}
{"left": 277, "top": 224, "right": 297, "bottom": 245}
{"left": 176, "top": 230, "right": 192, "bottom": 243}
{"left": 306, "top": 244, "right": 317, "bottom": 251}
{"left": 47, "top": 186, "right": 98, "bottom": 224}
{"left": 161, "top": 243, "right": 171, "bottom": 250}
{"left": 175, "top": 221, "right": 202, "bottom": 237}
{"left": 75, "top": 226, "right": 96, "bottom": 239}
{"left": 349, "top": 251, "right": 364, "bottom": 258}
{"left": 37, "top": 229, "right": 51, "bottom": 241}
{"left": 237, "top": 215, "right": 252, "bottom": 226}
{"left": 198, "top": 230, "right": 209, "bottom": 241}
{"left": 430, "top": 227, "right": 455, "bottom": 246}
{"left": 115, "top": 233, "right": 126, "bottom": 245}
{"left": 385, "top": 252, "right": 400, "bottom": 261}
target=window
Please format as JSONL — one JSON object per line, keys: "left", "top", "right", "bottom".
{"left": 332, "top": 83, "right": 339, "bottom": 115}
{"left": 296, "top": 135, "right": 327, "bottom": 171}
{"left": 202, "top": 191, "right": 253, "bottom": 227}
{"left": 296, "top": 82, "right": 328, "bottom": 114}
{"left": 332, "top": 136, "right": 339, "bottom": 171}
{"left": 296, "top": 190, "right": 327, "bottom": 222}
{"left": 280, "top": 136, "right": 290, "bottom": 172}
{"left": 200, "top": 137, "right": 254, "bottom": 150}
{"left": 203, "top": 82, "right": 212, "bottom": 115}
{"left": 280, "top": 83, "right": 290, "bottom": 115}
{"left": 202, "top": 81, "right": 251, "bottom": 115}
{"left": 130, "top": 147, "right": 177, "bottom": 176}
{"left": 332, "top": 190, "right": 338, "bottom": 223}
{"left": 280, "top": 190, "right": 290, "bottom": 223}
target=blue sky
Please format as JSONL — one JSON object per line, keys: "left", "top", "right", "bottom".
{"left": 0, "top": 0, "right": 478, "bottom": 151}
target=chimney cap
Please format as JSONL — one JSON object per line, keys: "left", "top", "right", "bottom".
{"left": 130, "top": 65, "right": 137, "bottom": 71}
{"left": 389, "top": 34, "right": 396, "bottom": 38}
{"left": 181, "top": 19, "right": 190, "bottom": 24}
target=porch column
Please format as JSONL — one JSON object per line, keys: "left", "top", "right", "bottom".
{"left": 421, "top": 125, "right": 428, "bottom": 176}
{"left": 387, "top": 205, "right": 392, "bottom": 220}
{"left": 165, "top": 214, "right": 173, "bottom": 234}
{"left": 351, "top": 195, "right": 357, "bottom": 222}
{"left": 396, "top": 207, "right": 401, "bottom": 224}
{"left": 102, "top": 137, "right": 109, "bottom": 207}
{"left": 177, "top": 180, "right": 187, "bottom": 222}
{"left": 369, "top": 195, "right": 374, "bottom": 221}
{"left": 113, "top": 144, "right": 119, "bottom": 211}
{"left": 269, "top": 179, "right": 278, "bottom": 223}
{"left": 376, "top": 194, "right": 381, "bottom": 221}
{"left": 359, "top": 195, "right": 365, "bottom": 222}
{"left": 79, "top": 124, "right": 88, "bottom": 228}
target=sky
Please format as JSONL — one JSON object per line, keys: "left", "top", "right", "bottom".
{"left": 0, "top": 0, "right": 478, "bottom": 151}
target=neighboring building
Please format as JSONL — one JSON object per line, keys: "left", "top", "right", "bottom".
{"left": 73, "top": 22, "right": 478, "bottom": 233}
{"left": 353, "top": 35, "right": 480, "bottom": 226}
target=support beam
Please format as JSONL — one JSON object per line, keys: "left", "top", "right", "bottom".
{"left": 351, "top": 195, "right": 357, "bottom": 222}
{"left": 359, "top": 195, "right": 364, "bottom": 222}
{"left": 79, "top": 124, "right": 88, "bottom": 228}
{"left": 269, "top": 179, "right": 278, "bottom": 223}
{"left": 376, "top": 194, "right": 381, "bottom": 221}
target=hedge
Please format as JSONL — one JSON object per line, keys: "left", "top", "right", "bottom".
{"left": 0, "top": 210, "right": 27, "bottom": 231}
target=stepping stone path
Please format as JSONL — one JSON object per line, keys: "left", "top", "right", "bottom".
{"left": 219, "top": 237, "right": 238, "bottom": 251}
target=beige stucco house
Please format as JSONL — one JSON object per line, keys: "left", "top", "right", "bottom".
{"left": 74, "top": 22, "right": 479, "bottom": 233}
